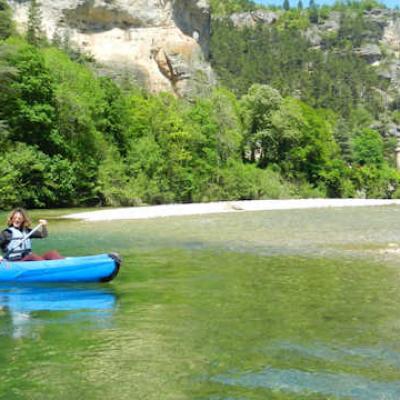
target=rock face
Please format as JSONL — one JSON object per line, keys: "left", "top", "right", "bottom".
{"left": 8, "top": 0, "right": 215, "bottom": 97}
{"left": 229, "top": 10, "right": 279, "bottom": 28}
{"left": 383, "top": 17, "right": 400, "bottom": 53}
{"left": 300, "top": 8, "right": 400, "bottom": 97}
{"left": 379, "top": 11, "right": 400, "bottom": 92}
{"left": 355, "top": 43, "right": 382, "bottom": 64}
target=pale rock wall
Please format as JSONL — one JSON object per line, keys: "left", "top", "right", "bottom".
{"left": 8, "top": 0, "right": 215, "bottom": 97}
{"left": 383, "top": 18, "right": 400, "bottom": 55}
{"left": 229, "top": 10, "right": 279, "bottom": 28}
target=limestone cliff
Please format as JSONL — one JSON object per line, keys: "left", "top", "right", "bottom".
{"left": 8, "top": 0, "right": 215, "bottom": 97}
{"left": 229, "top": 7, "right": 400, "bottom": 105}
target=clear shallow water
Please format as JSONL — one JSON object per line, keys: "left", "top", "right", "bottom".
{"left": 1, "top": 206, "right": 400, "bottom": 399}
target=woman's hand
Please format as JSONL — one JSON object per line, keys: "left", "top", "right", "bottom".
{"left": 39, "top": 219, "right": 48, "bottom": 226}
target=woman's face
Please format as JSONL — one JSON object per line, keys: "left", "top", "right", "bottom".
{"left": 11, "top": 212, "right": 24, "bottom": 228}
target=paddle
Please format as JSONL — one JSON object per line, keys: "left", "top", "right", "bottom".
{"left": 3, "top": 222, "right": 44, "bottom": 260}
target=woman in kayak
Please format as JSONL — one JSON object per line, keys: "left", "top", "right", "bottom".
{"left": 0, "top": 208, "right": 63, "bottom": 261}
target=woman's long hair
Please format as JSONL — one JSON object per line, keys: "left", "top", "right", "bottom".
{"left": 7, "top": 208, "right": 31, "bottom": 229}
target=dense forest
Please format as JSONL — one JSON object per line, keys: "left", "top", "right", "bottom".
{"left": 0, "top": 0, "right": 400, "bottom": 209}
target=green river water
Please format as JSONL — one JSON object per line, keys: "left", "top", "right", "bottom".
{"left": 1, "top": 206, "right": 400, "bottom": 399}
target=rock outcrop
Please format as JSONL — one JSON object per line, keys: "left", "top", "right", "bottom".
{"left": 8, "top": 0, "right": 215, "bottom": 97}
{"left": 229, "top": 10, "right": 279, "bottom": 28}
{"left": 355, "top": 43, "right": 382, "bottom": 64}
{"left": 302, "top": 8, "right": 400, "bottom": 97}
{"left": 383, "top": 17, "right": 400, "bottom": 53}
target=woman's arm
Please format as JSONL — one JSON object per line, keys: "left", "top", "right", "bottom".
{"left": 0, "top": 229, "right": 12, "bottom": 246}
{"left": 29, "top": 220, "right": 48, "bottom": 239}
{"left": 0, "top": 230, "right": 12, "bottom": 261}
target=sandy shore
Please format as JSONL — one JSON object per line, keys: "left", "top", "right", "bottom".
{"left": 63, "top": 198, "right": 400, "bottom": 221}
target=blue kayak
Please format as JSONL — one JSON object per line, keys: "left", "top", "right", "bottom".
{"left": 0, "top": 253, "right": 121, "bottom": 283}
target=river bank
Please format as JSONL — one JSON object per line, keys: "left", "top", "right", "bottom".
{"left": 63, "top": 198, "right": 400, "bottom": 221}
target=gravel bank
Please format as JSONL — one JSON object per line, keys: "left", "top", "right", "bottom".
{"left": 63, "top": 199, "right": 400, "bottom": 221}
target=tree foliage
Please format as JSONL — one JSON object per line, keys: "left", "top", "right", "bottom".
{"left": 208, "top": 0, "right": 257, "bottom": 16}
{"left": 0, "top": 1, "right": 399, "bottom": 208}
{"left": 0, "top": 0, "right": 13, "bottom": 40}
{"left": 26, "top": 0, "right": 45, "bottom": 46}
{"left": 210, "top": 17, "right": 387, "bottom": 118}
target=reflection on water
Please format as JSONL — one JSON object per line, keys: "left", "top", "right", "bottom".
{"left": 268, "top": 341, "right": 400, "bottom": 369}
{"left": 1, "top": 207, "right": 400, "bottom": 399}
{"left": 212, "top": 365, "right": 400, "bottom": 400}
{"left": 0, "top": 284, "right": 116, "bottom": 339}
{"left": 210, "top": 341, "right": 400, "bottom": 399}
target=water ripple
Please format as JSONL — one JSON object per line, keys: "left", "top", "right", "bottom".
{"left": 211, "top": 367, "right": 400, "bottom": 399}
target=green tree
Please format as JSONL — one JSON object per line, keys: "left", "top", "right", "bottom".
{"left": 43, "top": 47, "right": 107, "bottom": 159}
{"left": 0, "top": 43, "right": 18, "bottom": 134}
{"left": 283, "top": 0, "right": 290, "bottom": 10}
{"left": 0, "top": 142, "right": 79, "bottom": 208}
{"left": 0, "top": 39, "right": 61, "bottom": 154}
{"left": 0, "top": 144, "right": 51, "bottom": 208}
{"left": 98, "top": 77, "right": 131, "bottom": 156}
{"left": 309, "top": 0, "right": 319, "bottom": 23}
{"left": 209, "top": 87, "right": 243, "bottom": 163}
{"left": 297, "top": 0, "right": 303, "bottom": 10}
{"left": 26, "top": 0, "right": 44, "bottom": 46}
{"left": 208, "top": 0, "right": 257, "bottom": 15}
{"left": 240, "top": 84, "right": 340, "bottom": 186}
{"left": 353, "top": 164, "right": 400, "bottom": 199}
{"left": 217, "top": 159, "right": 293, "bottom": 200}
{"left": 51, "top": 25, "right": 63, "bottom": 48}
{"left": 352, "top": 128, "right": 384, "bottom": 166}
{"left": 319, "top": 158, "right": 355, "bottom": 197}
{"left": 287, "top": 100, "right": 339, "bottom": 183}
{"left": 0, "top": 43, "right": 17, "bottom": 91}
{"left": 124, "top": 93, "right": 190, "bottom": 203}
{"left": 0, "top": 0, "right": 13, "bottom": 40}
{"left": 333, "top": 118, "right": 352, "bottom": 163}
{"left": 240, "top": 84, "right": 283, "bottom": 163}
